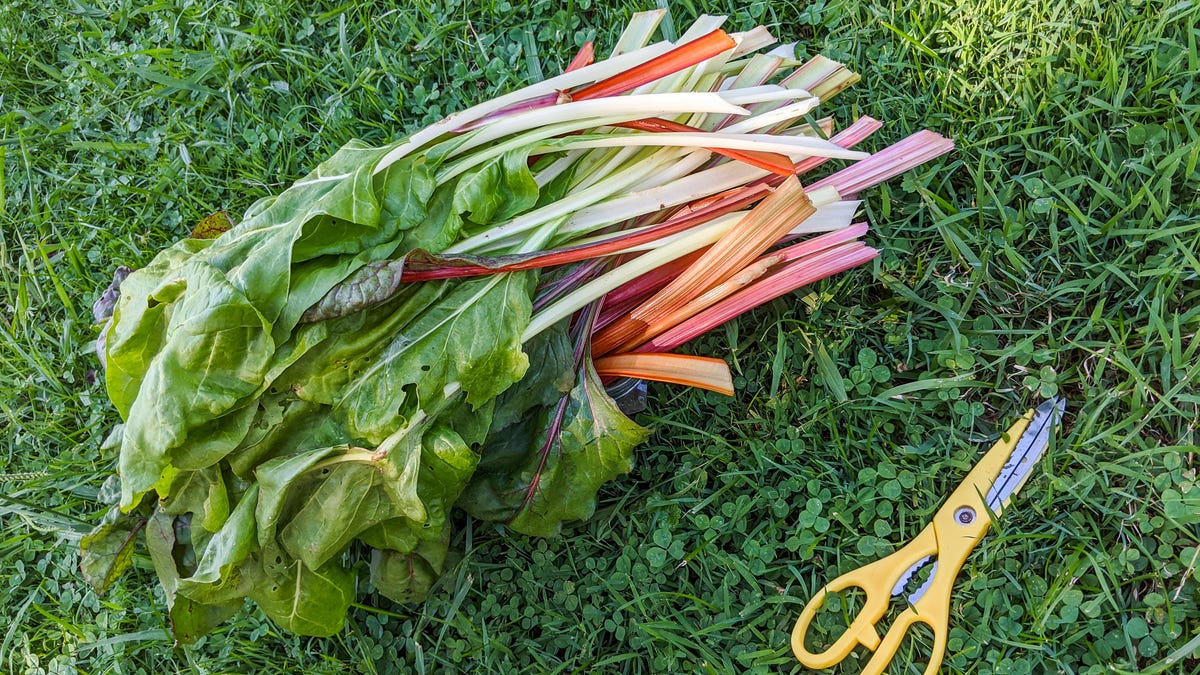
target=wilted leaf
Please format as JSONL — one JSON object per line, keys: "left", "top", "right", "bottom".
{"left": 145, "top": 509, "right": 181, "bottom": 604}
{"left": 92, "top": 266, "right": 134, "bottom": 324}
{"left": 189, "top": 211, "right": 235, "bottom": 240}
{"left": 79, "top": 503, "right": 149, "bottom": 594}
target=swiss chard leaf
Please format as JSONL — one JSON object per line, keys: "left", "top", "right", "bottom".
{"left": 375, "top": 425, "right": 428, "bottom": 522}
{"left": 369, "top": 529, "right": 451, "bottom": 605}
{"left": 459, "top": 359, "right": 648, "bottom": 537}
{"left": 278, "top": 235, "right": 413, "bottom": 338}
{"left": 495, "top": 149, "right": 541, "bottom": 222}
{"left": 169, "top": 402, "right": 261, "bottom": 473}
{"left": 104, "top": 239, "right": 210, "bottom": 418}
{"left": 116, "top": 260, "right": 275, "bottom": 508}
{"left": 277, "top": 459, "right": 407, "bottom": 571}
{"left": 176, "top": 551, "right": 261, "bottom": 608}
{"left": 146, "top": 509, "right": 244, "bottom": 645}
{"left": 379, "top": 154, "right": 438, "bottom": 233}
{"left": 256, "top": 442, "right": 422, "bottom": 572}
{"left": 298, "top": 260, "right": 410, "bottom": 323}
{"left": 452, "top": 159, "right": 506, "bottom": 226}
{"left": 487, "top": 324, "right": 575, "bottom": 433}
{"left": 360, "top": 424, "right": 480, "bottom": 553}
{"left": 401, "top": 183, "right": 464, "bottom": 253}
{"left": 258, "top": 422, "right": 479, "bottom": 572}
{"left": 93, "top": 265, "right": 133, "bottom": 324}
{"left": 249, "top": 557, "right": 353, "bottom": 637}
{"left": 300, "top": 148, "right": 536, "bottom": 323}
{"left": 108, "top": 139, "right": 432, "bottom": 510}
{"left": 79, "top": 502, "right": 150, "bottom": 594}
{"left": 408, "top": 425, "right": 480, "bottom": 535}
{"left": 254, "top": 445, "right": 348, "bottom": 548}
{"left": 226, "top": 394, "right": 347, "bottom": 479}
{"left": 161, "top": 466, "right": 230, "bottom": 532}
{"left": 279, "top": 282, "right": 443, "bottom": 413}
{"left": 451, "top": 150, "right": 539, "bottom": 227}
{"left": 180, "top": 485, "right": 259, "bottom": 589}
{"left": 358, "top": 518, "right": 421, "bottom": 553}
{"left": 285, "top": 274, "right": 532, "bottom": 444}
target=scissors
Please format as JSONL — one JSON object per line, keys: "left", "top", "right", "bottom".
{"left": 791, "top": 397, "right": 1066, "bottom": 674}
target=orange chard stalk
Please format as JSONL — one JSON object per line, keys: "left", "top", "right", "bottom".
{"left": 565, "top": 41, "right": 595, "bottom": 72}
{"left": 567, "top": 30, "right": 737, "bottom": 101}
{"left": 593, "top": 353, "right": 734, "bottom": 395}
{"left": 592, "top": 177, "right": 815, "bottom": 356}
{"left": 650, "top": 252, "right": 785, "bottom": 331}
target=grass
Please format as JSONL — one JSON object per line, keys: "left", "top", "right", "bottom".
{"left": 1, "top": 0, "right": 1197, "bottom": 673}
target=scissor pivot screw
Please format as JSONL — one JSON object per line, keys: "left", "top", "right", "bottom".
{"left": 954, "top": 507, "right": 976, "bottom": 524}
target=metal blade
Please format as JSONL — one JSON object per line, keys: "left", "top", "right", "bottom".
{"left": 606, "top": 378, "right": 648, "bottom": 415}
{"left": 890, "top": 555, "right": 931, "bottom": 597}
{"left": 908, "top": 561, "right": 938, "bottom": 605}
{"left": 985, "top": 397, "right": 1066, "bottom": 512}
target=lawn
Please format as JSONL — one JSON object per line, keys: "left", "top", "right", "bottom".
{"left": 1, "top": 0, "right": 1198, "bottom": 673}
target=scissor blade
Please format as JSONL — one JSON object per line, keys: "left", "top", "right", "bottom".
{"left": 890, "top": 555, "right": 931, "bottom": 597}
{"left": 907, "top": 561, "right": 938, "bottom": 605}
{"left": 985, "top": 397, "right": 1066, "bottom": 512}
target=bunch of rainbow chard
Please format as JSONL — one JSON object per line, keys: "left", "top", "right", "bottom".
{"left": 81, "top": 11, "right": 953, "bottom": 640}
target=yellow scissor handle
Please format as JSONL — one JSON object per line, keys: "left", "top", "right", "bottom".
{"left": 858, "top": 606, "right": 948, "bottom": 675}
{"left": 791, "top": 527, "right": 939, "bottom": 670}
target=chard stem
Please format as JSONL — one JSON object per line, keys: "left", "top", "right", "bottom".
{"left": 522, "top": 213, "right": 742, "bottom": 342}
{"left": 446, "top": 148, "right": 687, "bottom": 255}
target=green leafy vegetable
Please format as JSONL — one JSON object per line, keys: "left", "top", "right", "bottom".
{"left": 249, "top": 557, "right": 354, "bottom": 637}
{"left": 79, "top": 502, "right": 149, "bottom": 594}
{"left": 369, "top": 531, "right": 453, "bottom": 605}
{"left": 80, "top": 11, "right": 953, "bottom": 642}
{"left": 460, "top": 359, "right": 649, "bottom": 537}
